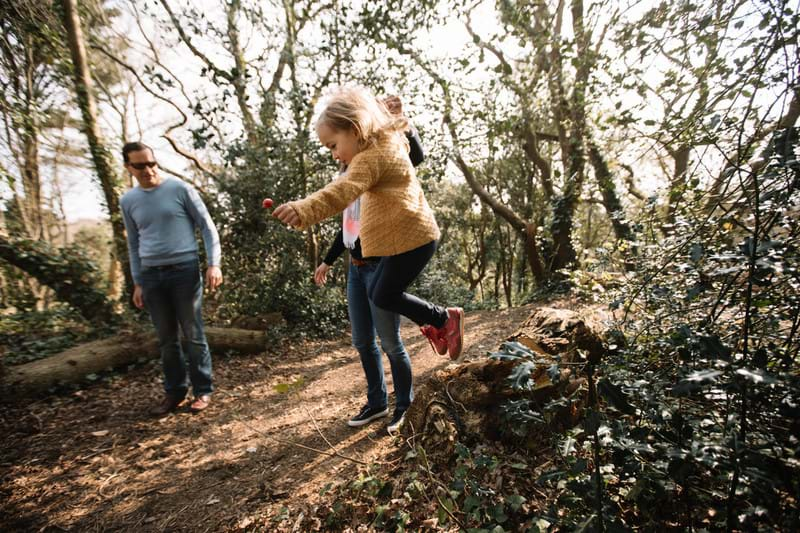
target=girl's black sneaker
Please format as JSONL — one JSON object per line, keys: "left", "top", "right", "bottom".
{"left": 348, "top": 404, "right": 389, "bottom": 427}
{"left": 387, "top": 409, "right": 406, "bottom": 436}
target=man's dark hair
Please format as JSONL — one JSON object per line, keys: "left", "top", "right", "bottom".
{"left": 122, "top": 141, "right": 154, "bottom": 163}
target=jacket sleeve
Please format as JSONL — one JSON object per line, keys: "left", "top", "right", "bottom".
{"left": 290, "top": 151, "right": 382, "bottom": 230}
{"left": 322, "top": 230, "right": 346, "bottom": 265}
{"left": 406, "top": 128, "right": 424, "bottom": 167}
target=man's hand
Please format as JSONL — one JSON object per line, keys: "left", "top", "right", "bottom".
{"left": 314, "top": 263, "right": 331, "bottom": 286}
{"left": 206, "top": 265, "right": 223, "bottom": 292}
{"left": 273, "top": 203, "right": 301, "bottom": 228}
{"left": 133, "top": 284, "right": 144, "bottom": 309}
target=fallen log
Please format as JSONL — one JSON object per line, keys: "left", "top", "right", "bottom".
{"left": 403, "top": 307, "right": 605, "bottom": 459}
{"left": 2, "top": 327, "right": 270, "bottom": 393}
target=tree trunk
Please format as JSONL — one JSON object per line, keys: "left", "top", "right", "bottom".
{"left": 226, "top": 0, "right": 259, "bottom": 144}
{"left": 545, "top": 0, "right": 590, "bottom": 273}
{"left": 61, "top": 0, "right": 133, "bottom": 300}
{"left": 550, "top": 187, "right": 580, "bottom": 271}
{"left": 587, "top": 141, "right": 635, "bottom": 242}
{"left": 0, "top": 235, "right": 117, "bottom": 324}
{"left": 666, "top": 145, "right": 690, "bottom": 225}
{"left": 21, "top": 66, "right": 43, "bottom": 240}
{"left": 524, "top": 223, "right": 545, "bottom": 284}
{"left": 515, "top": 235, "right": 528, "bottom": 296}
{"left": 3, "top": 327, "right": 272, "bottom": 393}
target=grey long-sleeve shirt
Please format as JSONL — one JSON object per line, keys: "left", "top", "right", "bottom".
{"left": 120, "top": 177, "right": 221, "bottom": 285}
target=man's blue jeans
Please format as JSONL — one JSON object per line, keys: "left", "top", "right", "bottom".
{"left": 140, "top": 260, "right": 213, "bottom": 398}
{"left": 348, "top": 262, "right": 413, "bottom": 413}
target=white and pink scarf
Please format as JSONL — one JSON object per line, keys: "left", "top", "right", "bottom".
{"left": 338, "top": 167, "right": 361, "bottom": 248}
{"left": 343, "top": 197, "right": 361, "bottom": 249}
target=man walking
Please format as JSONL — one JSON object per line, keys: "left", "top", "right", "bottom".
{"left": 120, "top": 142, "right": 222, "bottom": 415}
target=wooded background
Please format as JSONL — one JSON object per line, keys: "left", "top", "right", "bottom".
{"left": 2, "top": 0, "right": 795, "bottom": 327}
{"left": 1, "top": 1, "right": 798, "bottom": 529}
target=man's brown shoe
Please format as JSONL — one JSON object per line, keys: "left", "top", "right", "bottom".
{"left": 150, "top": 394, "right": 185, "bottom": 417}
{"left": 190, "top": 394, "right": 211, "bottom": 413}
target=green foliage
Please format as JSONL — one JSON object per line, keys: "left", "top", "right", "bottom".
{"left": 577, "top": 129, "right": 800, "bottom": 529}
{"left": 412, "top": 249, "right": 480, "bottom": 311}
{"left": 298, "top": 443, "right": 541, "bottom": 532}
{"left": 0, "top": 306, "right": 100, "bottom": 366}
{"left": 0, "top": 237, "right": 117, "bottom": 325}
{"left": 211, "top": 126, "right": 348, "bottom": 338}
{"left": 71, "top": 224, "right": 113, "bottom": 276}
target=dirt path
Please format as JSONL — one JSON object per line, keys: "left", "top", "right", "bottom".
{"left": 0, "top": 305, "right": 539, "bottom": 532}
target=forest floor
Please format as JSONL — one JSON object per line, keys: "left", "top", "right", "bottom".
{"left": 0, "top": 302, "right": 570, "bottom": 532}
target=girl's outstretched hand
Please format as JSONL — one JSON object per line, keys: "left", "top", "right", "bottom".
{"left": 273, "top": 203, "right": 301, "bottom": 227}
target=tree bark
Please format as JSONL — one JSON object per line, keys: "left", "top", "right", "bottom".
{"left": 666, "top": 144, "right": 690, "bottom": 225}
{"left": 587, "top": 140, "right": 635, "bottom": 242}
{"left": 61, "top": 0, "right": 133, "bottom": 299}
{"left": 524, "top": 223, "right": 545, "bottom": 284}
{"left": 548, "top": 0, "right": 591, "bottom": 272}
{"left": 21, "top": 45, "right": 43, "bottom": 239}
{"left": 3, "top": 327, "right": 272, "bottom": 393}
{"left": 226, "top": 0, "right": 259, "bottom": 144}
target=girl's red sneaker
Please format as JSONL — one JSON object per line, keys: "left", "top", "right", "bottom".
{"left": 444, "top": 307, "right": 464, "bottom": 360}
{"left": 420, "top": 325, "right": 447, "bottom": 356}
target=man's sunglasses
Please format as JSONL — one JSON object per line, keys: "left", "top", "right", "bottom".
{"left": 128, "top": 161, "right": 158, "bottom": 170}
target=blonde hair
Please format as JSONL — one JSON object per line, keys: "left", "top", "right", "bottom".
{"left": 316, "top": 86, "right": 408, "bottom": 149}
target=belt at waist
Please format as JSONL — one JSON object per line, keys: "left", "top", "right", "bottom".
{"left": 351, "top": 257, "right": 376, "bottom": 267}
{"left": 143, "top": 260, "right": 198, "bottom": 271}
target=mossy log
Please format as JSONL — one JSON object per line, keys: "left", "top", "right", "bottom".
{"left": 403, "top": 307, "right": 605, "bottom": 459}
{"left": 2, "top": 327, "right": 269, "bottom": 393}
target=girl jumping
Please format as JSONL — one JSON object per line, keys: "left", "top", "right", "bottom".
{"left": 272, "top": 86, "right": 464, "bottom": 360}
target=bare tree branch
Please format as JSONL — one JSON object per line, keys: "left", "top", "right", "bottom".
{"left": 157, "top": 0, "right": 232, "bottom": 82}
{"left": 89, "top": 43, "right": 222, "bottom": 185}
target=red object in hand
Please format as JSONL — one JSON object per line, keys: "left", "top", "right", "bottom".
{"left": 262, "top": 198, "right": 274, "bottom": 209}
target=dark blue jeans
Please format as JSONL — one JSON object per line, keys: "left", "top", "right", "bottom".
{"left": 348, "top": 262, "right": 413, "bottom": 413}
{"left": 140, "top": 260, "right": 213, "bottom": 398}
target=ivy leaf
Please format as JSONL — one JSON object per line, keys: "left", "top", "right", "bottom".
{"left": 672, "top": 369, "right": 723, "bottom": 397}
{"left": 689, "top": 243, "right": 703, "bottom": 263}
{"left": 463, "top": 494, "right": 483, "bottom": 513}
{"left": 562, "top": 436, "right": 577, "bottom": 456}
{"left": 536, "top": 469, "right": 566, "bottom": 484}
{"left": 490, "top": 340, "right": 537, "bottom": 361}
{"left": 598, "top": 379, "right": 636, "bottom": 414}
{"left": 508, "top": 361, "right": 536, "bottom": 391}
{"left": 697, "top": 335, "right": 732, "bottom": 360}
{"left": 503, "top": 341, "right": 537, "bottom": 358}
{"left": 570, "top": 458, "right": 588, "bottom": 475}
{"left": 505, "top": 494, "right": 526, "bottom": 511}
{"left": 734, "top": 368, "right": 777, "bottom": 385}
{"left": 546, "top": 364, "right": 561, "bottom": 384}
{"left": 667, "top": 457, "right": 694, "bottom": 482}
